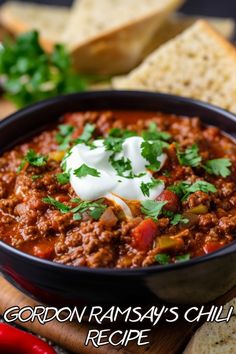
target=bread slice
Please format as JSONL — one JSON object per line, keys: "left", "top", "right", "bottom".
{"left": 0, "top": 1, "right": 70, "bottom": 51}
{"left": 142, "top": 14, "right": 235, "bottom": 59}
{"left": 184, "top": 298, "right": 236, "bottom": 354}
{"left": 113, "top": 20, "right": 236, "bottom": 114}
{"left": 63, "top": 0, "right": 184, "bottom": 75}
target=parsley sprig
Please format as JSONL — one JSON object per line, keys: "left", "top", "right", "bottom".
{"left": 17, "top": 149, "right": 48, "bottom": 172}
{"left": 0, "top": 31, "right": 87, "bottom": 107}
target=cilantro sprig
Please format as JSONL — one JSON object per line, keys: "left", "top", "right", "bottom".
{"left": 74, "top": 164, "right": 100, "bottom": 178}
{"left": 176, "top": 144, "right": 202, "bottom": 168}
{"left": 17, "top": 149, "right": 48, "bottom": 172}
{"left": 56, "top": 124, "right": 74, "bottom": 151}
{"left": 42, "top": 196, "right": 71, "bottom": 214}
{"left": 140, "top": 179, "right": 164, "bottom": 197}
{"left": 141, "top": 141, "right": 167, "bottom": 172}
{"left": 141, "top": 200, "right": 167, "bottom": 220}
{"left": 168, "top": 180, "right": 217, "bottom": 201}
{"left": 0, "top": 31, "right": 87, "bottom": 107}
{"left": 56, "top": 172, "right": 70, "bottom": 184}
{"left": 75, "top": 124, "right": 95, "bottom": 146}
{"left": 155, "top": 253, "right": 170, "bottom": 265}
{"left": 42, "top": 196, "right": 107, "bottom": 221}
{"left": 204, "top": 158, "right": 232, "bottom": 178}
{"left": 142, "top": 122, "right": 171, "bottom": 141}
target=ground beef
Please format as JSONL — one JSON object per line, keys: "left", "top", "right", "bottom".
{"left": 0, "top": 110, "right": 235, "bottom": 268}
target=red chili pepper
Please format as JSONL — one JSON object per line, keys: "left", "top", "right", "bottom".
{"left": 132, "top": 218, "right": 158, "bottom": 251}
{"left": 0, "top": 323, "right": 56, "bottom": 354}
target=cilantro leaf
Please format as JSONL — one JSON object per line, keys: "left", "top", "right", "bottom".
{"left": 141, "top": 141, "right": 166, "bottom": 172}
{"left": 175, "top": 254, "right": 190, "bottom": 262}
{"left": 42, "top": 196, "right": 71, "bottom": 214}
{"left": 108, "top": 128, "right": 136, "bottom": 139}
{"left": 42, "top": 196, "right": 107, "bottom": 221}
{"left": 204, "top": 158, "right": 232, "bottom": 178}
{"left": 31, "top": 174, "right": 43, "bottom": 180}
{"left": 17, "top": 149, "right": 48, "bottom": 172}
{"left": 141, "top": 200, "right": 167, "bottom": 220}
{"left": 183, "top": 181, "right": 217, "bottom": 200}
{"left": 56, "top": 124, "right": 74, "bottom": 151}
{"left": 142, "top": 122, "right": 171, "bottom": 141}
{"left": 0, "top": 31, "right": 87, "bottom": 108}
{"left": 76, "top": 124, "right": 95, "bottom": 144}
{"left": 168, "top": 180, "right": 217, "bottom": 201}
{"left": 104, "top": 137, "right": 123, "bottom": 153}
{"left": 110, "top": 157, "right": 133, "bottom": 177}
{"left": 71, "top": 199, "right": 107, "bottom": 220}
{"left": 74, "top": 164, "right": 100, "bottom": 178}
{"left": 140, "top": 179, "right": 164, "bottom": 197}
{"left": 56, "top": 172, "right": 70, "bottom": 184}
{"left": 104, "top": 128, "right": 136, "bottom": 153}
{"left": 170, "top": 214, "right": 189, "bottom": 226}
{"left": 155, "top": 253, "right": 170, "bottom": 265}
{"left": 176, "top": 144, "right": 202, "bottom": 167}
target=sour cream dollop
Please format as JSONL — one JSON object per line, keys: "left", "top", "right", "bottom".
{"left": 64, "top": 136, "right": 167, "bottom": 201}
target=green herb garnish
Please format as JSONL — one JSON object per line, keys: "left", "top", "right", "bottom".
{"left": 155, "top": 253, "right": 170, "bottom": 265}
{"left": 176, "top": 144, "right": 202, "bottom": 167}
{"left": 0, "top": 31, "right": 87, "bottom": 107}
{"left": 170, "top": 214, "right": 189, "bottom": 226}
{"left": 42, "top": 196, "right": 71, "bottom": 214}
{"left": 75, "top": 124, "right": 95, "bottom": 145}
{"left": 108, "top": 128, "right": 137, "bottom": 139}
{"left": 74, "top": 164, "right": 100, "bottom": 178}
{"left": 71, "top": 199, "right": 107, "bottom": 220}
{"left": 141, "top": 200, "right": 167, "bottom": 220}
{"left": 168, "top": 180, "right": 217, "bottom": 201}
{"left": 204, "top": 158, "right": 232, "bottom": 178}
{"left": 140, "top": 179, "right": 164, "bottom": 197}
{"left": 110, "top": 157, "right": 133, "bottom": 177}
{"left": 31, "top": 174, "right": 43, "bottom": 180}
{"left": 175, "top": 254, "right": 190, "bottom": 262}
{"left": 56, "top": 124, "right": 74, "bottom": 151}
{"left": 42, "top": 196, "right": 107, "bottom": 221}
{"left": 141, "top": 141, "right": 167, "bottom": 172}
{"left": 142, "top": 122, "right": 171, "bottom": 141}
{"left": 17, "top": 149, "right": 48, "bottom": 172}
{"left": 56, "top": 172, "right": 70, "bottom": 184}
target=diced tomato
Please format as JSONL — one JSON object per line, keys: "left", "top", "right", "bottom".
{"left": 203, "top": 241, "right": 224, "bottom": 254}
{"left": 156, "top": 190, "right": 179, "bottom": 212}
{"left": 33, "top": 244, "right": 54, "bottom": 259}
{"left": 132, "top": 219, "right": 158, "bottom": 252}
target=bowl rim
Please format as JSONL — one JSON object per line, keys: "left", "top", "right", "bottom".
{"left": 1, "top": 89, "right": 236, "bottom": 276}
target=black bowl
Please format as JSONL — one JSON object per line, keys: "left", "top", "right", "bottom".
{"left": 0, "top": 91, "right": 236, "bottom": 306}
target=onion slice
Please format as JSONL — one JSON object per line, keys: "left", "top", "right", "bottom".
{"left": 105, "top": 193, "right": 133, "bottom": 219}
